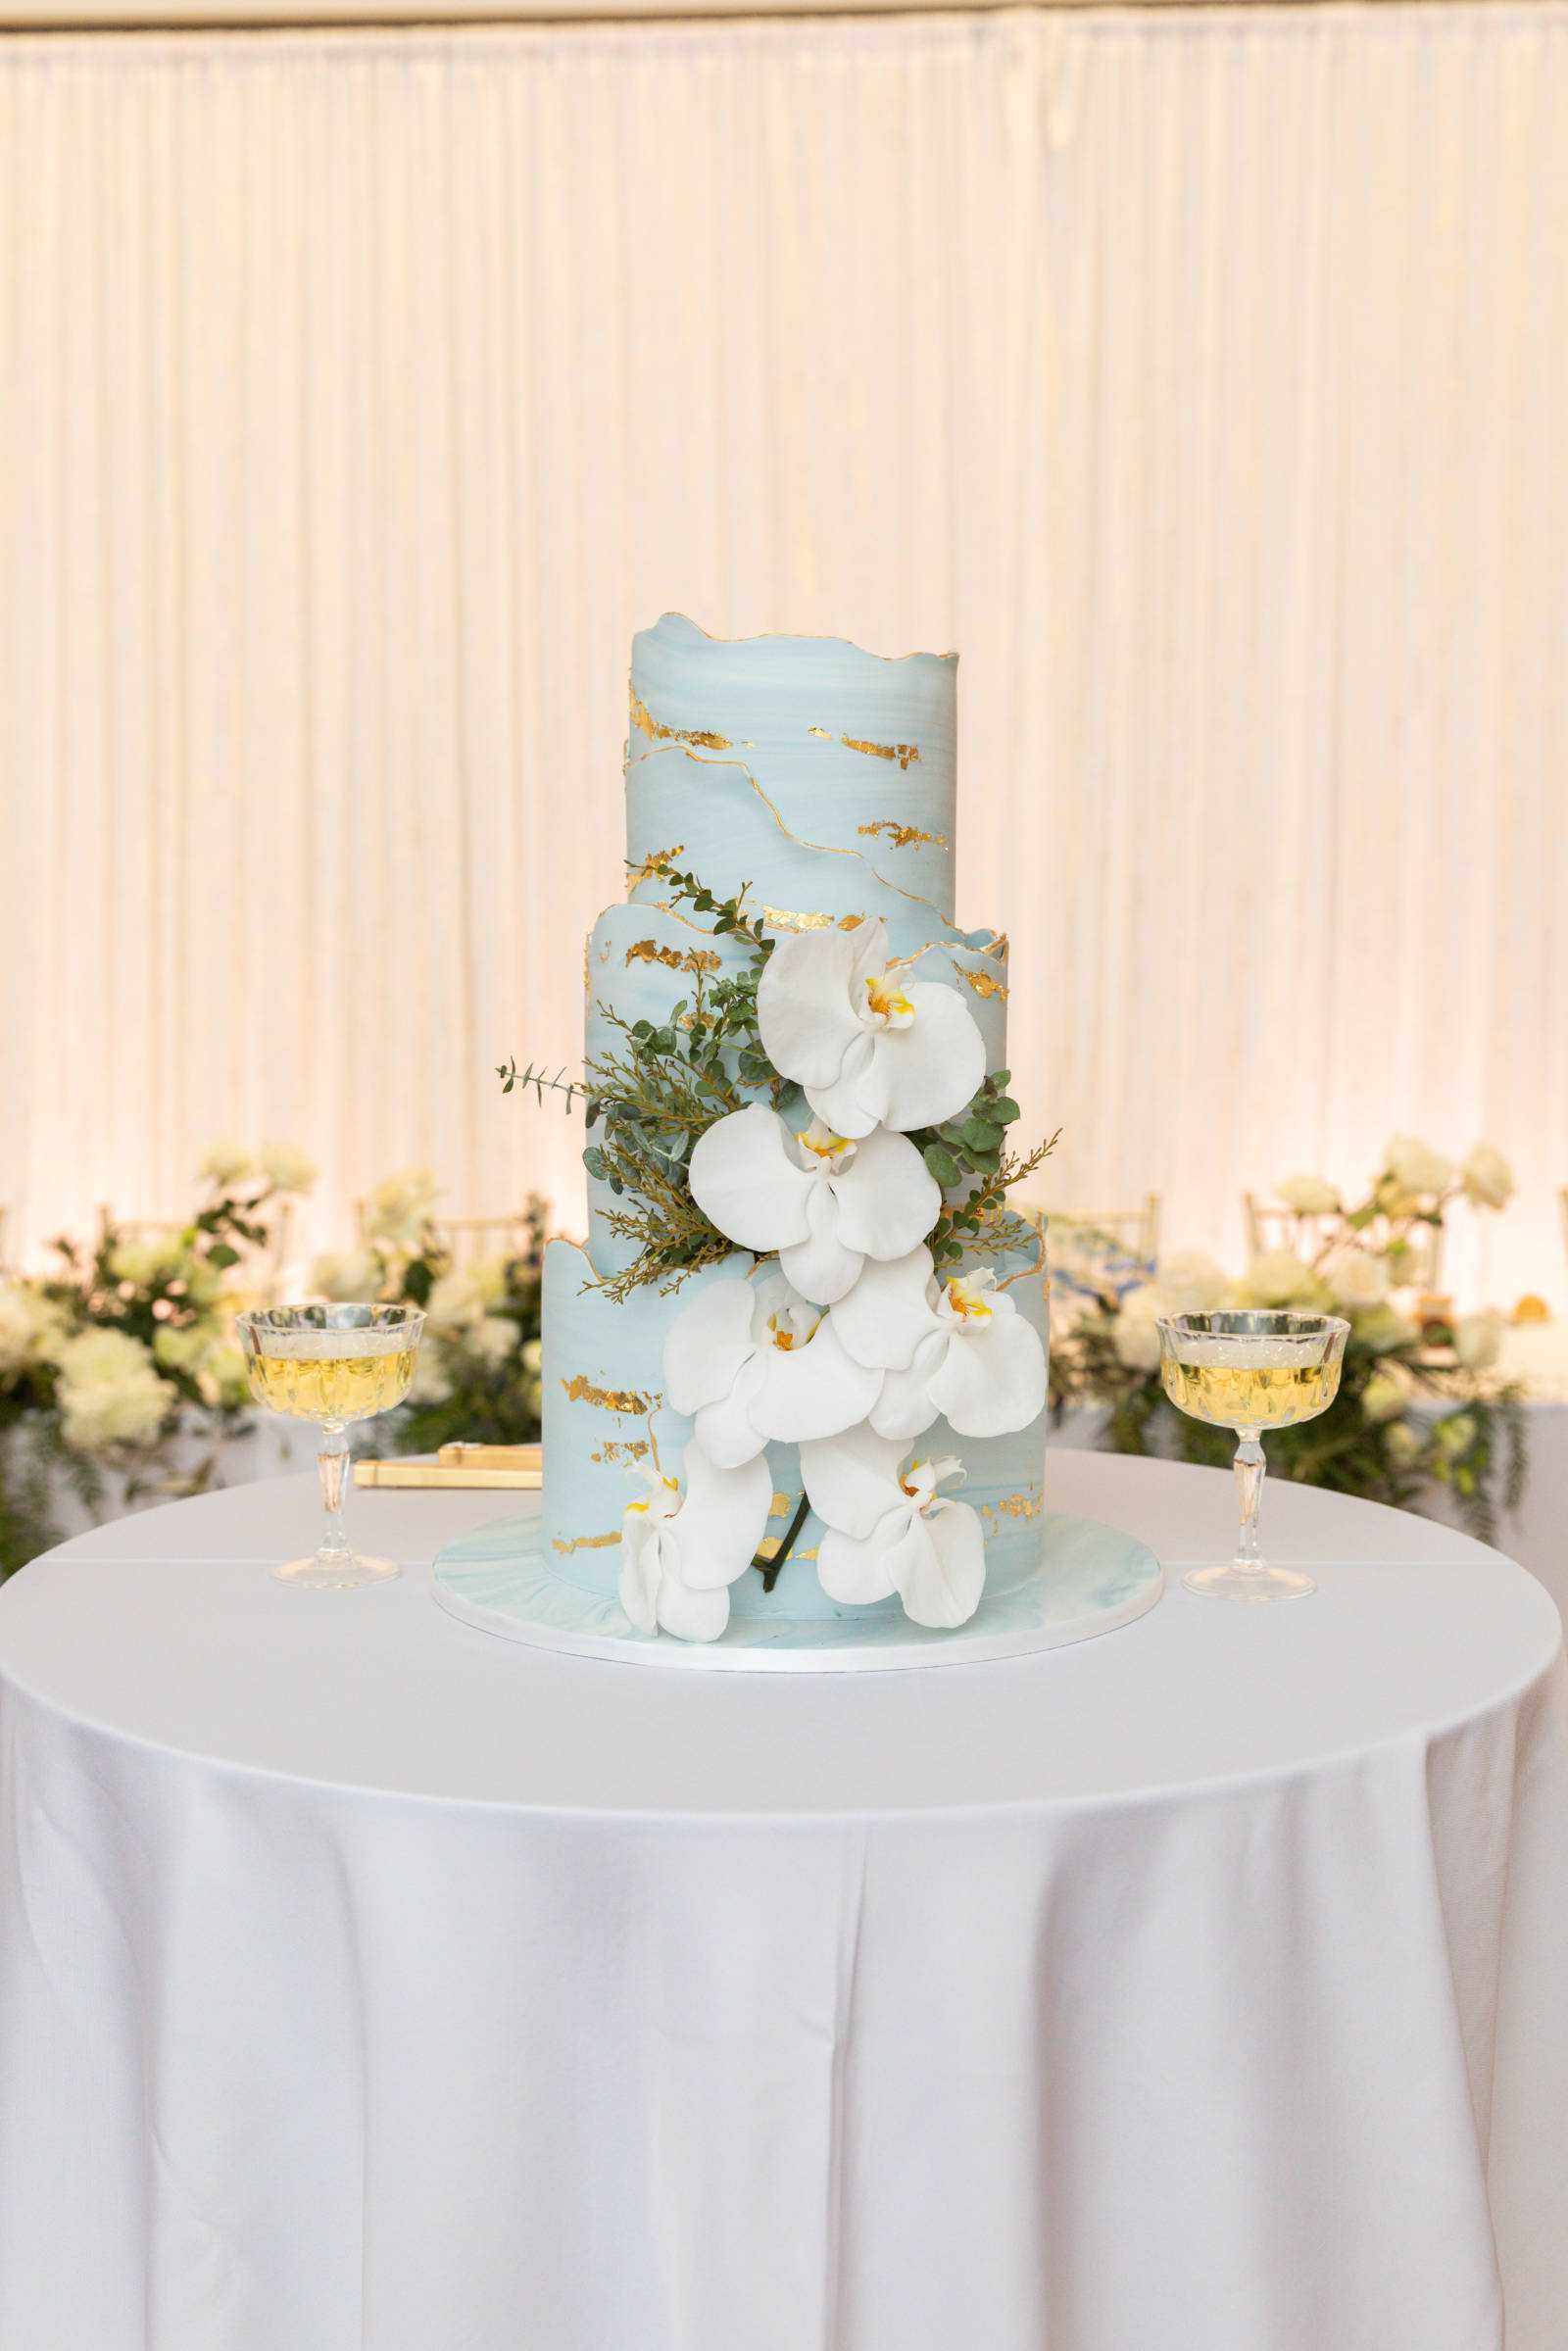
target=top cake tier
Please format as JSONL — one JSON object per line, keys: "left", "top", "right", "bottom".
{"left": 625, "top": 613, "right": 961, "bottom": 952}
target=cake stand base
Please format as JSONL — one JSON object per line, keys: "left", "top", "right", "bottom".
{"left": 431, "top": 1505, "right": 1163, "bottom": 1674}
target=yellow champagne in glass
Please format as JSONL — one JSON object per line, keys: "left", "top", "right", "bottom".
{"left": 237, "top": 1304, "right": 425, "bottom": 1589}
{"left": 1155, "top": 1312, "right": 1348, "bottom": 1602}
{"left": 247, "top": 1347, "right": 417, "bottom": 1424}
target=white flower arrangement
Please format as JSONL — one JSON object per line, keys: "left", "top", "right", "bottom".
{"left": 1052, "top": 1139, "right": 1526, "bottom": 1545}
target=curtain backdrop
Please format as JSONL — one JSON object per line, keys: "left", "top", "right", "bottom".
{"left": 3, "top": 3, "right": 1566, "bottom": 1306}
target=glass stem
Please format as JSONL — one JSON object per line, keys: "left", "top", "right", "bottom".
{"left": 318, "top": 1421, "right": 352, "bottom": 1562}
{"left": 1232, "top": 1428, "right": 1266, "bottom": 1572}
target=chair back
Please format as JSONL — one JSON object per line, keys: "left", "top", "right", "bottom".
{"left": 1022, "top": 1196, "right": 1160, "bottom": 1310}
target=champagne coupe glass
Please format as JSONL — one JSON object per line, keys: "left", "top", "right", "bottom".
{"left": 237, "top": 1304, "right": 424, "bottom": 1589}
{"left": 1155, "top": 1310, "right": 1349, "bottom": 1602}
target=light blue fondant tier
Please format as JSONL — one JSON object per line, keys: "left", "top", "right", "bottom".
{"left": 538, "top": 1222, "right": 1050, "bottom": 1627}
{"left": 628, "top": 613, "right": 958, "bottom": 937}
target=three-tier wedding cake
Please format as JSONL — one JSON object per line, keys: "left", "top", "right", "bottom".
{"left": 536, "top": 614, "right": 1050, "bottom": 1641}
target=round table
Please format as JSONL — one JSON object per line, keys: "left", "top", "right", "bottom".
{"left": 1, "top": 1451, "right": 1564, "bottom": 2351}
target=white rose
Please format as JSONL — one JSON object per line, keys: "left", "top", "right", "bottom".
{"left": 361, "top": 1171, "right": 441, "bottom": 1250}
{"left": 259, "top": 1142, "right": 318, "bottom": 1196}
{"left": 520, "top": 1339, "right": 542, "bottom": 1376}
{"left": 1154, "top": 1251, "right": 1228, "bottom": 1315}
{"left": 1324, "top": 1249, "right": 1389, "bottom": 1312}
{"left": 1111, "top": 1285, "right": 1164, "bottom": 1373}
{"left": 200, "top": 1143, "right": 257, "bottom": 1189}
{"left": 1454, "top": 1310, "right": 1503, "bottom": 1371}
{"left": 311, "top": 1249, "right": 384, "bottom": 1303}
{"left": 108, "top": 1241, "right": 164, "bottom": 1287}
{"left": 1385, "top": 1136, "right": 1452, "bottom": 1197}
{"left": 467, "top": 1315, "right": 519, "bottom": 1367}
{"left": 1460, "top": 1145, "right": 1513, "bottom": 1211}
{"left": 1277, "top": 1174, "right": 1341, "bottom": 1216}
{"left": 152, "top": 1324, "right": 211, "bottom": 1375}
{"left": 1241, "top": 1249, "right": 1320, "bottom": 1308}
{"left": 1360, "top": 1369, "right": 1407, "bottom": 1424}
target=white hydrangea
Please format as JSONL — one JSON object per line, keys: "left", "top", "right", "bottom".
{"left": 1277, "top": 1173, "right": 1340, "bottom": 1215}
{"left": 1111, "top": 1284, "right": 1164, "bottom": 1372}
{"left": 55, "top": 1330, "right": 174, "bottom": 1452}
{"left": 200, "top": 1143, "right": 257, "bottom": 1189}
{"left": 1240, "top": 1249, "right": 1322, "bottom": 1308}
{"left": 312, "top": 1249, "right": 384, "bottom": 1303}
{"left": 425, "top": 1262, "right": 507, "bottom": 1332}
{"left": 259, "top": 1142, "right": 318, "bottom": 1196}
{"left": 1323, "top": 1249, "right": 1389, "bottom": 1313}
{"left": 1460, "top": 1145, "right": 1513, "bottom": 1211}
{"left": 1153, "top": 1251, "right": 1228, "bottom": 1315}
{"left": 1384, "top": 1136, "right": 1452, "bottom": 1198}
{"left": 0, "top": 1283, "right": 63, "bottom": 1380}
{"left": 361, "top": 1170, "right": 441, "bottom": 1251}
{"left": 466, "top": 1315, "right": 519, "bottom": 1367}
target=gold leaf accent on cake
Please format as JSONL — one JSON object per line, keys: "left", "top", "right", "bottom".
{"left": 843, "top": 735, "right": 920, "bottom": 769}
{"left": 552, "top": 1531, "right": 620, "bottom": 1554}
{"left": 763, "top": 907, "right": 866, "bottom": 933}
{"left": 977, "top": 1491, "right": 1044, "bottom": 1533}
{"left": 592, "top": 1441, "right": 651, "bottom": 1465}
{"left": 624, "top": 939, "right": 723, "bottom": 976}
{"left": 561, "top": 1373, "right": 656, "bottom": 1415}
{"left": 628, "top": 844, "right": 685, "bottom": 884}
{"left": 808, "top": 726, "right": 921, "bottom": 770}
{"left": 858, "top": 820, "right": 950, "bottom": 852}
{"left": 629, "top": 687, "right": 731, "bottom": 753}
{"left": 959, "top": 966, "right": 1008, "bottom": 1001}
{"left": 769, "top": 1492, "right": 795, "bottom": 1517}
{"left": 754, "top": 1536, "right": 819, "bottom": 1563}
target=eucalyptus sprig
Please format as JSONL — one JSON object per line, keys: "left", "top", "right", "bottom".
{"left": 911, "top": 1069, "right": 1059, "bottom": 1269}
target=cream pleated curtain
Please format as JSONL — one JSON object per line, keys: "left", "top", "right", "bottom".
{"left": 3, "top": 2, "right": 1566, "bottom": 1306}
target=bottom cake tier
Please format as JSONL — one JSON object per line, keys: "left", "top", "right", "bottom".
{"left": 536, "top": 1227, "right": 1052, "bottom": 1629}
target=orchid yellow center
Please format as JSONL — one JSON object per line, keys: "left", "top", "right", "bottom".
{"left": 864, "top": 972, "right": 914, "bottom": 1024}
{"left": 946, "top": 1276, "right": 995, "bottom": 1322}
{"left": 767, "top": 1303, "right": 822, "bottom": 1351}
{"left": 793, "top": 1120, "right": 854, "bottom": 1164}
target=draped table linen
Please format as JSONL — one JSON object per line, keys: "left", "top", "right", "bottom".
{"left": 0, "top": 1449, "right": 1564, "bottom": 2351}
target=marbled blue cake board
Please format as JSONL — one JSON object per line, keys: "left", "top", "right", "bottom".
{"left": 431, "top": 1504, "right": 1163, "bottom": 1673}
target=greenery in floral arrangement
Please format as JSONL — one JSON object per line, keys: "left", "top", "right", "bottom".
{"left": 335, "top": 1189, "right": 548, "bottom": 1453}
{"left": 0, "top": 1144, "right": 317, "bottom": 1580}
{"left": 1050, "top": 1138, "right": 1527, "bottom": 1543}
{"left": 500, "top": 862, "right": 1057, "bottom": 1300}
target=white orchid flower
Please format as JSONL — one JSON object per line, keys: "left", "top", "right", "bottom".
{"left": 799, "top": 1425, "right": 986, "bottom": 1630}
{"left": 687, "top": 1103, "right": 940, "bottom": 1306}
{"left": 757, "top": 916, "right": 987, "bottom": 1139}
{"left": 618, "top": 1444, "right": 773, "bottom": 1643}
{"left": 830, "top": 1245, "right": 1046, "bottom": 1442}
{"left": 663, "top": 1266, "right": 883, "bottom": 1466}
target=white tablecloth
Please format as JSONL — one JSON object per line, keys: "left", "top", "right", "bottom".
{"left": 1, "top": 1452, "right": 1564, "bottom": 2351}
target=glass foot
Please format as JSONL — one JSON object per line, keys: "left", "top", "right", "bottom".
{"left": 272, "top": 1552, "right": 401, "bottom": 1592}
{"left": 1182, "top": 1561, "right": 1315, "bottom": 1602}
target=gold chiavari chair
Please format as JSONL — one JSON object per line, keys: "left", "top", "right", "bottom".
{"left": 1017, "top": 1196, "right": 1161, "bottom": 1309}
{"left": 354, "top": 1205, "right": 543, "bottom": 1269}
{"left": 1243, "top": 1191, "right": 1444, "bottom": 1290}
